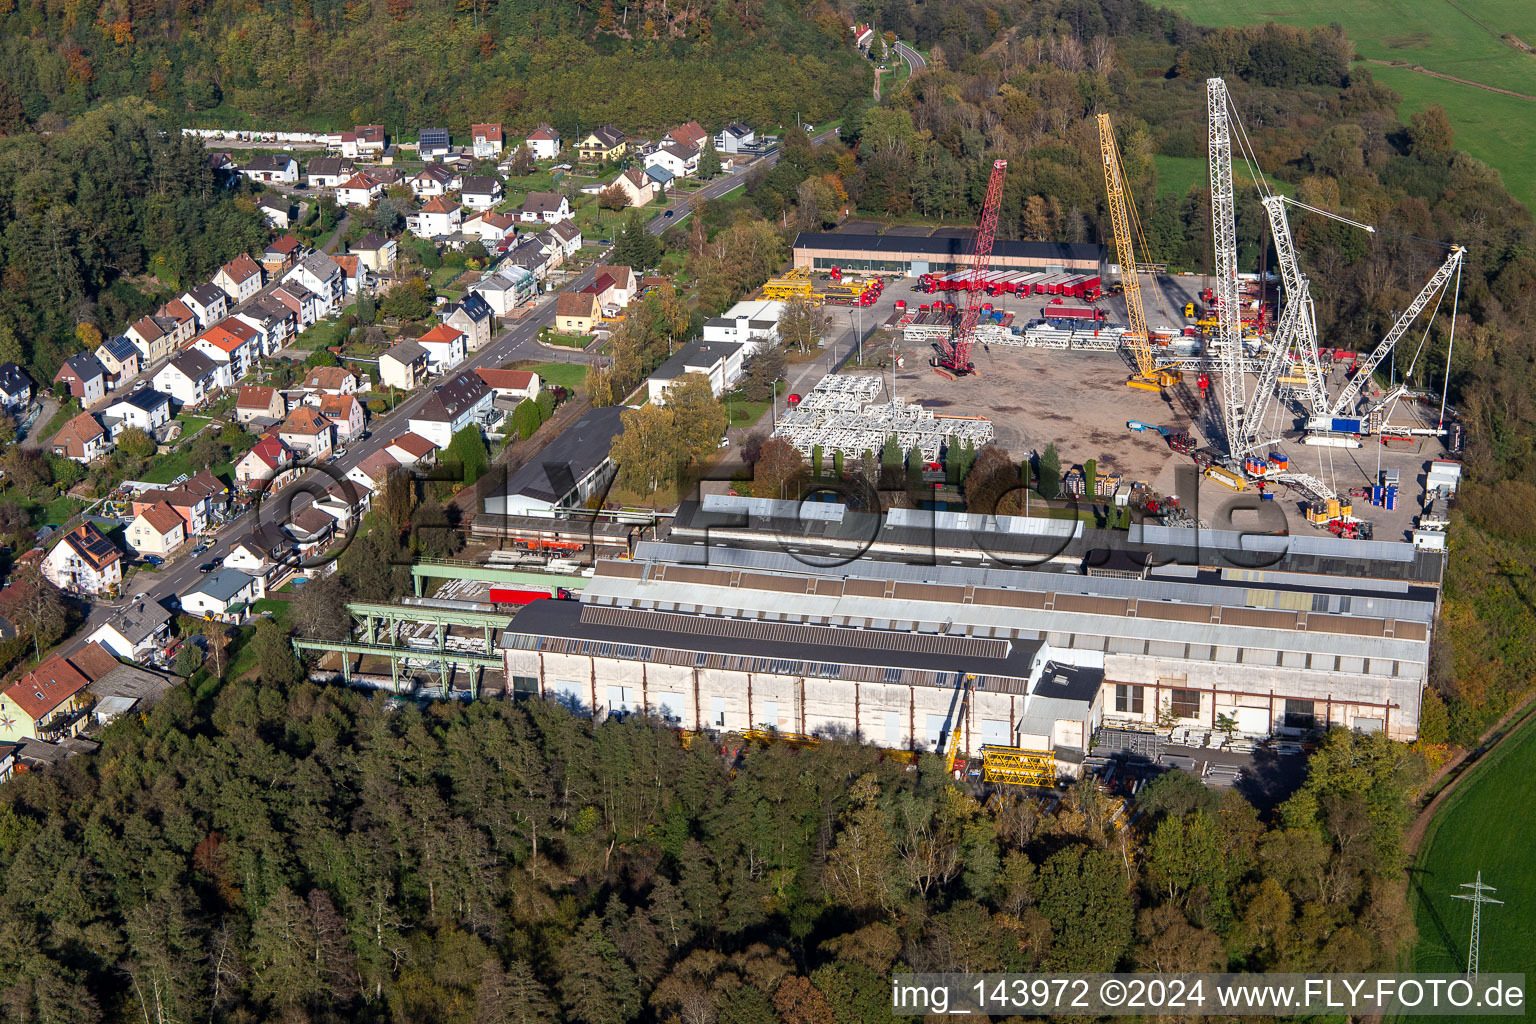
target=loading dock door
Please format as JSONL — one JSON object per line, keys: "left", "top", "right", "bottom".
{"left": 910, "top": 259, "right": 929, "bottom": 277}
{"left": 1234, "top": 706, "right": 1271, "bottom": 735}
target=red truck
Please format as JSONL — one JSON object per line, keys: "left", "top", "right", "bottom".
{"left": 1041, "top": 304, "right": 1107, "bottom": 323}
{"left": 489, "top": 587, "right": 574, "bottom": 605}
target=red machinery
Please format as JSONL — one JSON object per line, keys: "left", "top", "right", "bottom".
{"left": 934, "top": 159, "right": 1007, "bottom": 379}
{"left": 489, "top": 586, "right": 575, "bottom": 605}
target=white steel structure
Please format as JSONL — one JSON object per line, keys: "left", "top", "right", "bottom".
{"left": 1450, "top": 872, "right": 1502, "bottom": 978}
{"left": 1207, "top": 78, "right": 1245, "bottom": 453}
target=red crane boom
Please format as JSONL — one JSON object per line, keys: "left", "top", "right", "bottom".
{"left": 935, "top": 158, "right": 1008, "bottom": 379}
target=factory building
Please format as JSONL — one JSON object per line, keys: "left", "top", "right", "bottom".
{"left": 500, "top": 496, "right": 1442, "bottom": 765}
{"left": 792, "top": 231, "right": 1104, "bottom": 277}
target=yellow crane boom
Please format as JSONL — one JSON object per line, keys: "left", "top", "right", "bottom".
{"left": 1097, "top": 114, "right": 1177, "bottom": 391}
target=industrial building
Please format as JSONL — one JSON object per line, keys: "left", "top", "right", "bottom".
{"left": 792, "top": 231, "right": 1104, "bottom": 277}
{"left": 499, "top": 495, "right": 1442, "bottom": 771}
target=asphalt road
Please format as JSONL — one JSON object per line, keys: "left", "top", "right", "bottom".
{"left": 893, "top": 42, "right": 926, "bottom": 72}
{"left": 63, "top": 134, "right": 836, "bottom": 650}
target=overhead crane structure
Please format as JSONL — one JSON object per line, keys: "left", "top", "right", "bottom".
{"left": 290, "top": 601, "right": 512, "bottom": 697}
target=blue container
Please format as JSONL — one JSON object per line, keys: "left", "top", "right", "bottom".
{"left": 1385, "top": 485, "right": 1398, "bottom": 511}
{"left": 1372, "top": 486, "right": 1384, "bottom": 506}
{"left": 1260, "top": 492, "right": 1274, "bottom": 501}
{"left": 1332, "top": 418, "right": 1362, "bottom": 433}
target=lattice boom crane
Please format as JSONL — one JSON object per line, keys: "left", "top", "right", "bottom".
{"left": 934, "top": 158, "right": 1007, "bottom": 379}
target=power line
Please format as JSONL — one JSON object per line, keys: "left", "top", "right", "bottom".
{"left": 1450, "top": 871, "right": 1503, "bottom": 977}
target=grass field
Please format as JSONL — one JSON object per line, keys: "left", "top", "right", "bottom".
{"left": 526, "top": 362, "right": 588, "bottom": 391}
{"left": 1156, "top": 0, "right": 1536, "bottom": 204}
{"left": 1408, "top": 712, "right": 1536, "bottom": 992}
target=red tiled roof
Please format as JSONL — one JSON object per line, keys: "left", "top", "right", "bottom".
{"left": 268, "top": 234, "right": 302, "bottom": 255}
{"left": 388, "top": 432, "right": 437, "bottom": 458}
{"left": 420, "top": 195, "right": 460, "bottom": 214}
{"left": 68, "top": 642, "right": 120, "bottom": 683}
{"left": 318, "top": 394, "right": 359, "bottom": 420}
{"left": 476, "top": 368, "right": 535, "bottom": 391}
{"left": 3, "top": 655, "right": 90, "bottom": 723}
{"left": 221, "top": 253, "right": 261, "bottom": 283}
{"left": 59, "top": 522, "right": 121, "bottom": 572}
{"left": 303, "top": 366, "right": 355, "bottom": 391}
{"left": 281, "top": 406, "right": 330, "bottom": 435}
{"left": 238, "top": 385, "right": 278, "bottom": 409}
{"left": 471, "top": 123, "right": 503, "bottom": 142}
{"left": 245, "top": 434, "right": 292, "bottom": 469}
{"left": 418, "top": 323, "right": 466, "bottom": 346}
{"left": 139, "top": 502, "right": 184, "bottom": 536}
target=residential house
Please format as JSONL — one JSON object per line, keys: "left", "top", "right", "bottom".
{"left": 239, "top": 154, "right": 299, "bottom": 184}
{"left": 590, "top": 264, "right": 638, "bottom": 306}
{"left": 232, "top": 296, "right": 297, "bottom": 354}
{"left": 284, "top": 507, "right": 336, "bottom": 561}
{"left": 213, "top": 254, "right": 264, "bottom": 304}
{"left": 443, "top": 292, "right": 495, "bottom": 351}
{"left": 50, "top": 412, "right": 112, "bottom": 463}
{"left": 408, "top": 196, "right": 463, "bottom": 238}
{"left": 53, "top": 351, "right": 107, "bottom": 405}
{"left": 644, "top": 163, "right": 675, "bottom": 191}
{"left": 257, "top": 195, "right": 295, "bottom": 229}
{"left": 554, "top": 291, "right": 601, "bottom": 334}
{"left": 386, "top": 432, "right": 438, "bottom": 468}
{"left": 470, "top": 264, "right": 536, "bottom": 315}
{"left": 126, "top": 502, "right": 187, "bottom": 558}
{"left": 183, "top": 469, "right": 231, "bottom": 517}
{"left": 716, "top": 121, "right": 755, "bottom": 153}
{"left": 94, "top": 335, "right": 141, "bottom": 390}
{"left": 131, "top": 486, "right": 211, "bottom": 537}
{"left": 101, "top": 388, "right": 172, "bottom": 438}
{"left": 335, "top": 172, "right": 386, "bottom": 208}
{"left": 306, "top": 156, "right": 357, "bottom": 188}
{"left": 647, "top": 142, "right": 699, "bottom": 179}
{"left": 463, "top": 210, "right": 518, "bottom": 245}
{"left": 0, "top": 362, "right": 33, "bottom": 409}
{"left": 268, "top": 283, "right": 322, "bottom": 332}
{"left": 352, "top": 232, "right": 398, "bottom": 272}
{"left": 646, "top": 340, "right": 745, "bottom": 403}
{"left": 181, "top": 282, "right": 231, "bottom": 328}
{"left": 485, "top": 405, "right": 625, "bottom": 517}
{"left": 260, "top": 235, "right": 304, "bottom": 276}
{"left": 702, "top": 298, "right": 782, "bottom": 351}
{"left": 461, "top": 175, "right": 503, "bottom": 211}
{"left": 235, "top": 434, "right": 298, "bottom": 491}
{"left": 476, "top": 367, "right": 541, "bottom": 402}
{"left": 406, "top": 369, "right": 493, "bottom": 448}
{"left": 471, "top": 123, "right": 504, "bottom": 158}
{"left": 235, "top": 385, "right": 286, "bottom": 428}
{"left": 192, "top": 319, "right": 261, "bottom": 383}
{"left": 532, "top": 230, "right": 566, "bottom": 271}
{"left": 223, "top": 524, "right": 294, "bottom": 596}
{"left": 416, "top": 323, "right": 468, "bottom": 374}
{"left": 160, "top": 297, "right": 201, "bottom": 342}
{"left": 178, "top": 569, "right": 258, "bottom": 623}
{"left": 301, "top": 366, "right": 359, "bottom": 396}
{"left": 577, "top": 125, "right": 627, "bottom": 163}
{"left": 0, "top": 652, "right": 94, "bottom": 743}
{"left": 503, "top": 238, "right": 558, "bottom": 280}
{"left": 278, "top": 405, "right": 334, "bottom": 458}
{"left": 153, "top": 349, "right": 223, "bottom": 408}
{"left": 345, "top": 125, "right": 386, "bottom": 158}
{"left": 525, "top": 124, "right": 561, "bottom": 160}
{"left": 664, "top": 121, "right": 709, "bottom": 151}
{"left": 313, "top": 481, "right": 367, "bottom": 532}
{"left": 347, "top": 449, "right": 401, "bottom": 493}
{"left": 548, "top": 220, "right": 583, "bottom": 258}
{"left": 85, "top": 597, "right": 172, "bottom": 662}
{"left": 410, "top": 163, "right": 461, "bottom": 198}
{"left": 41, "top": 522, "right": 122, "bottom": 597}
{"left": 379, "top": 340, "right": 429, "bottom": 390}
{"left": 334, "top": 254, "right": 364, "bottom": 297}
{"left": 417, "top": 127, "right": 451, "bottom": 160}
{"left": 284, "top": 251, "right": 344, "bottom": 317}
{"left": 125, "top": 315, "right": 176, "bottom": 365}
{"left": 610, "top": 167, "right": 657, "bottom": 207}
{"left": 517, "top": 191, "right": 571, "bottom": 223}
{"left": 318, "top": 394, "right": 365, "bottom": 443}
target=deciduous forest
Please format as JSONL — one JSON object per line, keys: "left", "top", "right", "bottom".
{"left": 0, "top": 679, "right": 1421, "bottom": 1023}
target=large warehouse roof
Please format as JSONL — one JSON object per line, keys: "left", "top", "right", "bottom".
{"left": 793, "top": 231, "right": 1104, "bottom": 264}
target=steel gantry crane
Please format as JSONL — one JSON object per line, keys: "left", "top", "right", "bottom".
{"left": 934, "top": 159, "right": 1007, "bottom": 380}
{"left": 1098, "top": 114, "right": 1179, "bottom": 391}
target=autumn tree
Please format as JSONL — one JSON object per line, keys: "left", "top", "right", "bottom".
{"left": 597, "top": 184, "right": 628, "bottom": 212}
{"left": 777, "top": 294, "right": 825, "bottom": 353}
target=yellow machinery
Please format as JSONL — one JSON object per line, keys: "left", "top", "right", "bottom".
{"left": 762, "top": 266, "right": 814, "bottom": 300}
{"left": 1099, "top": 114, "right": 1180, "bottom": 392}
{"left": 1203, "top": 465, "right": 1247, "bottom": 492}
{"left": 981, "top": 745, "right": 1055, "bottom": 787}
{"left": 1305, "top": 499, "right": 1353, "bottom": 524}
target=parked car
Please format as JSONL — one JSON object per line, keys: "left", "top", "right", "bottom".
{"left": 334, "top": 446, "right": 348, "bottom": 459}
{"left": 132, "top": 379, "right": 148, "bottom": 392}
{"left": 198, "top": 562, "right": 215, "bottom": 574}
{"left": 143, "top": 555, "right": 163, "bottom": 566}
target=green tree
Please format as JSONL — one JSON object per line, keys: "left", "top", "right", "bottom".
{"left": 1036, "top": 443, "right": 1061, "bottom": 499}
{"left": 698, "top": 139, "right": 722, "bottom": 179}
{"left": 512, "top": 398, "right": 541, "bottom": 440}
{"left": 117, "top": 426, "right": 156, "bottom": 459}
{"left": 612, "top": 209, "right": 661, "bottom": 272}
{"left": 1037, "top": 846, "right": 1134, "bottom": 971}
{"left": 443, "top": 426, "right": 490, "bottom": 490}
{"left": 248, "top": 617, "right": 303, "bottom": 688}
{"left": 665, "top": 373, "right": 729, "bottom": 466}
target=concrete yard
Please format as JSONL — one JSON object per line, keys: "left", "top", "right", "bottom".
{"left": 859, "top": 274, "right": 1456, "bottom": 543}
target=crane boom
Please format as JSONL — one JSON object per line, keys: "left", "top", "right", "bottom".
{"left": 1098, "top": 114, "right": 1175, "bottom": 391}
{"left": 1262, "top": 196, "right": 1329, "bottom": 415}
{"left": 935, "top": 159, "right": 1007, "bottom": 379}
{"left": 1328, "top": 247, "right": 1464, "bottom": 416}
{"left": 1207, "top": 78, "right": 1245, "bottom": 450}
